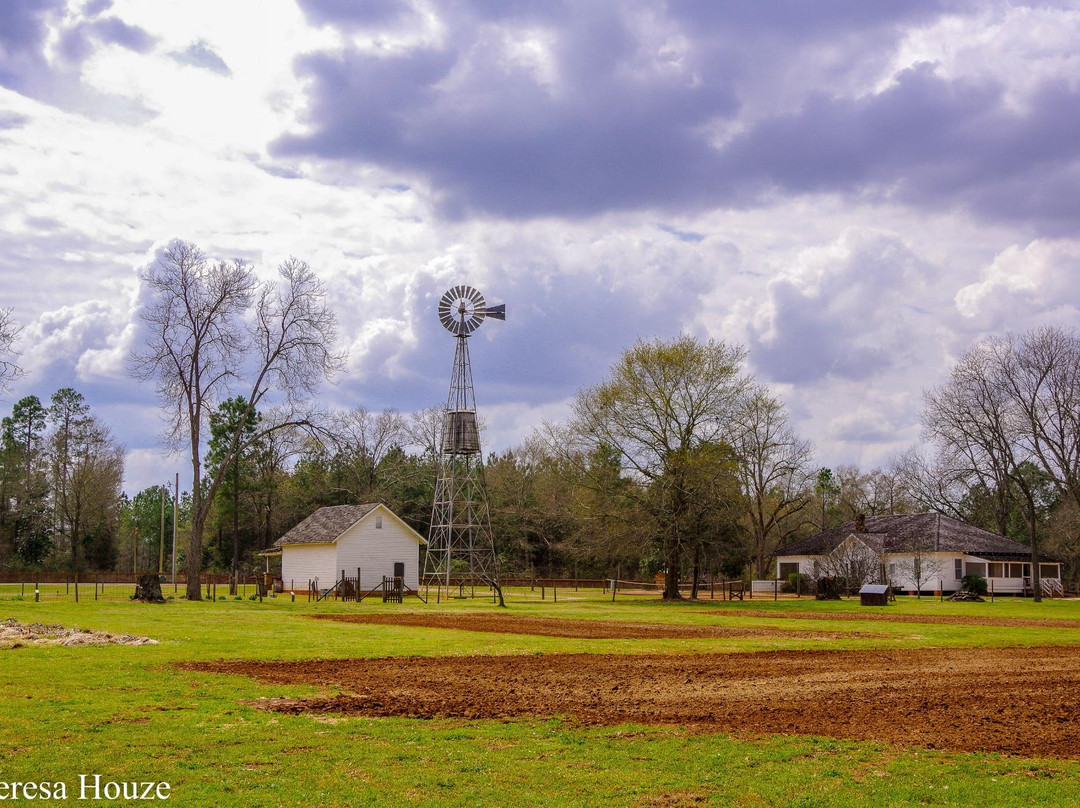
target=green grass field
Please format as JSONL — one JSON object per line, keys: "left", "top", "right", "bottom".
{"left": 2, "top": 589, "right": 1079, "bottom": 807}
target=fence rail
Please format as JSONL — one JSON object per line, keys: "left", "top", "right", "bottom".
{"left": 0, "top": 571, "right": 239, "bottom": 585}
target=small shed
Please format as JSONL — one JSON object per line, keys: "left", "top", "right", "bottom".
{"left": 273, "top": 503, "right": 425, "bottom": 593}
{"left": 859, "top": 584, "right": 890, "bottom": 606}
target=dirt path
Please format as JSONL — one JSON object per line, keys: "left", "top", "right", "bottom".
{"left": 185, "top": 645, "right": 1080, "bottom": 759}
{"left": 692, "top": 608, "right": 1080, "bottom": 629}
{"left": 309, "top": 613, "right": 882, "bottom": 640}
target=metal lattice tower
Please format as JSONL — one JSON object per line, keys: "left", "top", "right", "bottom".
{"left": 423, "top": 286, "right": 505, "bottom": 603}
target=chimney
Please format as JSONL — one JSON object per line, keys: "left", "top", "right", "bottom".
{"left": 854, "top": 514, "right": 866, "bottom": 533}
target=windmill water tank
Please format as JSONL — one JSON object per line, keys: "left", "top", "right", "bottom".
{"left": 442, "top": 410, "right": 480, "bottom": 454}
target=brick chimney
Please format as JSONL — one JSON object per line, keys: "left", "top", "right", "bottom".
{"left": 854, "top": 513, "right": 866, "bottom": 533}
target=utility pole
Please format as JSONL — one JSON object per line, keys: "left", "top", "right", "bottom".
{"left": 172, "top": 473, "right": 179, "bottom": 589}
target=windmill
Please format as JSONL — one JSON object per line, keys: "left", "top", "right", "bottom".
{"left": 423, "top": 285, "right": 506, "bottom": 605}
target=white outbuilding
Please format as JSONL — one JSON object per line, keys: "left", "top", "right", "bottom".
{"left": 272, "top": 503, "right": 425, "bottom": 594}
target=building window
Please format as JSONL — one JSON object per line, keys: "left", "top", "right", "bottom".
{"left": 954, "top": 558, "right": 963, "bottom": 580}
{"left": 966, "top": 561, "right": 987, "bottom": 577}
{"left": 778, "top": 562, "right": 799, "bottom": 579}
{"left": 988, "top": 562, "right": 1004, "bottom": 578}
{"left": 375, "top": 514, "right": 383, "bottom": 529}
{"left": 1040, "top": 564, "right": 1059, "bottom": 579}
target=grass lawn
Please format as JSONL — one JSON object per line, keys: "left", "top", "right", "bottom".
{"left": 1, "top": 589, "right": 1079, "bottom": 807}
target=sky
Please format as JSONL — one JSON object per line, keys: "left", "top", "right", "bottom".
{"left": 1, "top": 0, "right": 1078, "bottom": 495}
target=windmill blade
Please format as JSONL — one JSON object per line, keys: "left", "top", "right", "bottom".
{"left": 484, "top": 303, "right": 505, "bottom": 321}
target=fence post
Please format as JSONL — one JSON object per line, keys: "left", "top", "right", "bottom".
{"left": 74, "top": 570, "right": 79, "bottom": 603}
{"left": 541, "top": 585, "right": 545, "bottom": 601}
{"left": 774, "top": 579, "right": 778, "bottom": 601}
{"left": 554, "top": 584, "right": 557, "bottom": 603}
{"left": 35, "top": 573, "right": 39, "bottom": 602}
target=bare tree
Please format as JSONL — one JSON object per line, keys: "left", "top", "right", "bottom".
{"left": 817, "top": 536, "right": 881, "bottom": 594}
{"left": 405, "top": 406, "right": 445, "bottom": 459}
{"left": 329, "top": 406, "right": 406, "bottom": 496}
{"left": 1000, "top": 327, "right": 1080, "bottom": 518}
{"left": 866, "top": 461, "right": 916, "bottom": 515}
{"left": 730, "top": 386, "right": 814, "bottom": 577}
{"left": 0, "top": 308, "right": 23, "bottom": 393}
{"left": 892, "top": 446, "right": 970, "bottom": 520}
{"left": 924, "top": 338, "right": 1048, "bottom": 600}
{"left": 129, "top": 241, "right": 345, "bottom": 600}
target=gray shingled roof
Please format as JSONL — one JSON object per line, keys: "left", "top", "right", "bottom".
{"left": 778, "top": 513, "right": 1057, "bottom": 560}
{"left": 273, "top": 504, "right": 379, "bottom": 547}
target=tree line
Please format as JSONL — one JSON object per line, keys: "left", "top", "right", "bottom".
{"left": 3, "top": 245, "right": 1079, "bottom": 599}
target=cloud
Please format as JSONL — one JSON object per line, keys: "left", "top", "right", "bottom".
{"left": 954, "top": 239, "right": 1080, "bottom": 329}
{"left": 735, "top": 228, "right": 938, "bottom": 385}
{"left": 20, "top": 296, "right": 135, "bottom": 384}
{"left": 296, "top": 0, "right": 415, "bottom": 29}
{"left": 269, "top": 1, "right": 1080, "bottom": 237}
{"left": 170, "top": 40, "right": 231, "bottom": 76}
{"left": 0, "top": 0, "right": 157, "bottom": 119}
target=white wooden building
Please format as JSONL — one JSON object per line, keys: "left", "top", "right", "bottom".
{"left": 271, "top": 503, "right": 425, "bottom": 593}
{"left": 775, "top": 513, "right": 1062, "bottom": 596}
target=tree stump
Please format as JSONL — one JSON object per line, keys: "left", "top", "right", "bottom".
{"left": 133, "top": 574, "right": 166, "bottom": 603}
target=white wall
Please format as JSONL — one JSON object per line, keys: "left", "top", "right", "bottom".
{"left": 778, "top": 551, "right": 1062, "bottom": 593}
{"left": 281, "top": 543, "right": 337, "bottom": 592}
{"left": 334, "top": 508, "right": 422, "bottom": 591}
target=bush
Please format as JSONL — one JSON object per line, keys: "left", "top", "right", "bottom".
{"left": 782, "top": 572, "right": 811, "bottom": 594}
{"left": 962, "top": 574, "right": 988, "bottom": 596}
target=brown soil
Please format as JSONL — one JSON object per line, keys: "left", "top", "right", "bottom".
{"left": 185, "top": 645, "right": 1080, "bottom": 759}
{"left": 309, "top": 612, "right": 882, "bottom": 640}
{"left": 693, "top": 608, "right": 1080, "bottom": 629}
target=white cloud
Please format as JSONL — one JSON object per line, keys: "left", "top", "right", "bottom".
{"left": 891, "top": 6, "right": 1080, "bottom": 110}
{"left": 954, "top": 238, "right": 1080, "bottom": 328}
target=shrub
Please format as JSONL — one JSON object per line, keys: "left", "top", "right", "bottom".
{"left": 782, "top": 572, "right": 811, "bottom": 594}
{"left": 962, "top": 574, "right": 988, "bottom": 596}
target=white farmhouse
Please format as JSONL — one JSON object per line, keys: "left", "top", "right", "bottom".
{"left": 272, "top": 503, "right": 425, "bottom": 594}
{"left": 775, "top": 512, "right": 1062, "bottom": 596}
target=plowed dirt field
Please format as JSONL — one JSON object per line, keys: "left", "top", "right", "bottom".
{"left": 185, "top": 644, "right": 1080, "bottom": 759}
{"left": 309, "top": 612, "right": 883, "bottom": 640}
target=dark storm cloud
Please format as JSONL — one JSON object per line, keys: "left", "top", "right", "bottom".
{"left": 665, "top": 0, "right": 947, "bottom": 35}
{"left": 717, "top": 64, "right": 1080, "bottom": 232}
{"left": 273, "top": 2, "right": 739, "bottom": 217}
{"left": 273, "top": 1, "right": 1075, "bottom": 234}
